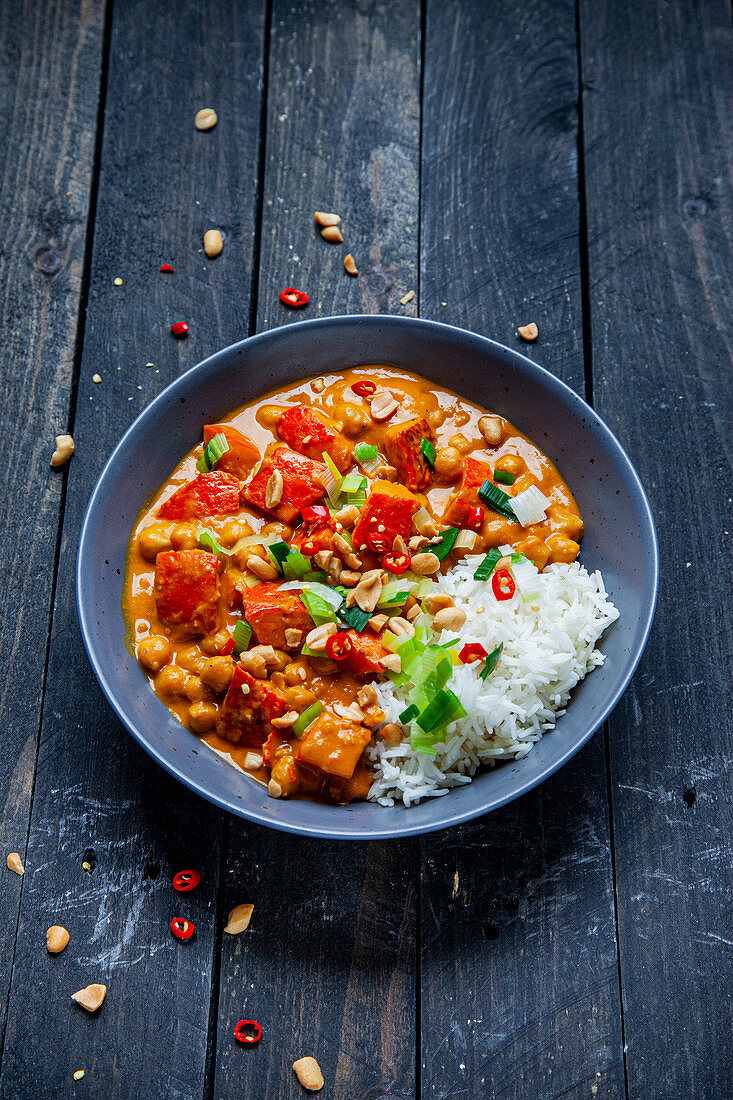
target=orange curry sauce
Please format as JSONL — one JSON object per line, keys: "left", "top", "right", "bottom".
{"left": 123, "top": 366, "right": 584, "bottom": 804}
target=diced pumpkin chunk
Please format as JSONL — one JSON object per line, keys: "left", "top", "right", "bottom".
{"left": 243, "top": 446, "right": 327, "bottom": 523}
{"left": 239, "top": 582, "right": 314, "bottom": 649}
{"left": 344, "top": 630, "right": 389, "bottom": 676}
{"left": 154, "top": 550, "right": 220, "bottom": 636}
{"left": 203, "top": 424, "right": 260, "bottom": 478}
{"left": 441, "top": 456, "right": 493, "bottom": 528}
{"left": 296, "top": 711, "right": 372, "bottom": 779}
{"left": 158, "top": 471, "right": 241, "bottom": 520}
{"left": 217, "top": 666, "right": 287, "bottom": 745}
{"left": 351, "top": 480, "right": 419, "bottom": 550}
{"left": 276, "top": 403, "right": 353, "bottom": 472}
{"left": 383, "top": 417, "right": 434, "bottom": 492}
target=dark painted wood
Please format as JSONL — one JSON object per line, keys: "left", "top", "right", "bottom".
{"left": 580, "top": 1, "right": 733, "bottom": 1096}
{"left": 0, "top": 0, "right": 107, "bottom": 1042}
{"left": 419, "top": 2, "right": 625, "bottom": 1096}
{"left": 0, "top": 2, "right": 267, "bottom": 1096}
{"left": 212, "top": 2, "right": 421, "bottom": 1097}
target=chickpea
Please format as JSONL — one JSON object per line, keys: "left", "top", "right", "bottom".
{"left": 138, "top": 525, "right": 172, "bottom": 561}
{"left": 270, "top": 756, "right": 300, "bottom": 797}
{"left": 261, "top": 521, "right": 292, "bottom": 541}
{"left": 284, "top": 660, "right": 309, "bottom": 685}
{"left": 284, "top": 686, "right": 317, "bottom": 712}
{"left": 259, "top": 404, "right": 286, "bottom": 429}
{"left": 448, "top": 433, "right": 471, "bottom": 453}
{"left": 221, "top": 517, "right": 253, "bottom": 547}
{"left": 183, "top": 675, "right": 205, "bottom": 702}
{"left": 177, "top": 645, "right": 207, "bottom": 674}
{"left": 426, "top": 408, "right": 446, "bottom": 429}
{"left": 200, "top": 656, "right": 235, "bottom": 694}
{"left": 454, "top": 409, "right": 471, "bottom": 427}
{"left": 138, "top": 635, "right": 172, "bottom": 673}
{"left": 495, "top": 453, "right": 524, "bottom": 476}
{"left": 433, "top": 446, "right": 463, "bottom": 483}
{"left": 188, "top": 700, "right": 218, "bottom": 733}
{"left": 155, "top": 665, "right": 187, "bottom": 697}
{"left": 339, "top": 404, "right": 371, "bottom": 437}
{"left": 200, "top": 629, "right": 231, "bottom": 656}
{"left": 546, "top": 533, "right": 581, "bottom": 565}
{"left": 170, "top": 523, "right": 198, "bottom": 550}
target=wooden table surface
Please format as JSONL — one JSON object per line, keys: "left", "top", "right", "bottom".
{"left": 1, "top": 0, "right": 731, "bottom": 1096}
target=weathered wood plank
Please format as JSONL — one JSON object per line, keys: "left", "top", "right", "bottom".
{"left": 0, "top": 0, "right": 106, "bottom": 1043}
{"left": 213, "top": 2, "right": 421, "bottom": 1096}
{"left": 0, "top": 1, "right": 268, "bottom": 1095}
{"left": 580, "top": 0, "right": 733, "bottom": 1095}
{"left": 419, "top": 2, "right": 625, "bottom": 1096}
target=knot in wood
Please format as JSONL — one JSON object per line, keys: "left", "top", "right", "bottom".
{"left": 35, "top": 246, "right": 64, "bottom": 275}
{"left": 683, "top": 195, "right": 712, "bottom": 219}
{"left": 365, "top": 270, "right": 389, "bottom": 295}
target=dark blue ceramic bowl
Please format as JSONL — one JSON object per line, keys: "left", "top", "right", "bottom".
{"left": 77, "top": 316, "right": 658, "bottom": 838}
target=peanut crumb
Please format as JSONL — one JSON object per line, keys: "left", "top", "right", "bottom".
{"left": 6, "top": 852, "right": 24, "bottom": 875}
{"left": 400, "top": 290, "right": 415, "bottom": 305}
{"left": 518, "top": 322, "right": 538, "bottom": 341}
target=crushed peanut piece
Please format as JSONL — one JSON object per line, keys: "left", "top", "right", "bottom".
{"left": 194, "top": 107, "right": 218, "bottom": 130}
{"left": 311, "top": 377, "right": 326, "bottom": 393}
{"left": 343, "top": 253, "right": 358, "bottom": 276}
{"left": 92, "top": 374, "right": 101, "bottom": 384}
{"left": 314, "top": 212, "right": 341, "bottom": 227}
{"left": 271, "top": 711, "right": 299, "bottom": 729}
{"left": 203, "top": 229, "right": 223, "bottom": 257}
{"left": 320, "top": 225, "right": 343, "bottom": 243}
{"left": 6, "top": 853, "right": 24, "bottom": 875}
{"left": 369, "top": 391, "right": 399, "bottom": 421}
{"left": 224, "top": 903, "right": 254, "bottom": 934}
{"left": 264, "top": 468, "right": 284, "bottom": 508}
{"left": 293, "top": 1056, "right": 324, "bottom": 1092}
{"left": 46, "top": 925, "right": 70, "bottom": 954}
{"left": 71, "top": 983, "right": 107, "bottom": 1013}
{"left": 73, "top": 1071, "right": 85, "bottom": 1081}
{"left": 51, "top": 434, "right": 74, "bottom": 467}
{"left": 400, "top": 290, "right": 415, "bottom": 305}
{"left": 518, "top": 322, "right": 538, "bottom": 341}
{"left": 243, "top": 751, "right": 263, "bottom": 769}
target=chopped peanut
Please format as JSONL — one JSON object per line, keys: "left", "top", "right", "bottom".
{"left": 6, "top": 853, "right": 24, "bottom": 875}
{"left": 314, "top": 212, "right": 340, "bottom": 227}
{"left": 343, "top": 253, "right": 358, "bottom": 276}
{"left": 320, "top": 225, "right": 343, "bottom": 243}
{"left": 224, "top": 903, "right": 254, "bottom": 934}
{"left": 71, "top": 983, "right": 107, "bottom": 1013}
{"left": 46, "top": 925, "right": 70, "bottom": 954}
{"left": 293, "top": 1056, "right": 324, "bottom": 1091}
{"left": 518, "top": 322, "right": 538, "bottom": 341}
{"left": 51, "top": 434, "right": 74, "bottom": 467}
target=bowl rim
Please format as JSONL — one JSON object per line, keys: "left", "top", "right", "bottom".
{"left": 77, "top": 314, "right": 659, "bottom": 839}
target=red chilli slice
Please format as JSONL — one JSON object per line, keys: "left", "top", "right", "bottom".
{"left": 382, "top": 551, "right": 410, "bottom": 575}
{"left": 234, "top": 1019, "right": 262, "bottom": 1045}
{"left": 160, "top": 263, "right": 174, "bottom": 273}
{"left": 491, "top": 568, "right": 516, "bottom": 602}
{"left": 170, "top": 321, "right": 189, "bottom": 337}
{"left": 351, "top": 380, "right": 377, "bottom": 397}
{"left": 459, "top": 642, "right": 488, "bottom": 664}
{"left": 219, "top": 636, "right": 235, "bottom": 656}
{"left": 367, "top": 534, "right": 391, "bottom": 554}
{"left": 279, "top": 287, "right": 309, "bottom": 309}
{"left": 325, "top": 633, "right": 353, "bottom": 661}
{"left": 173, "top": 869, "right": 201, "bottom": 892}
{"left": 170, "top": 917, "right": 195, "bottom": 940}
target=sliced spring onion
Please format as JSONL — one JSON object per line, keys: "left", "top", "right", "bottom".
{"left": 302, "top": 570, "right": 329, "bottom": 583}
{"left": 341, "top": 473, "right": 367, "bottom": 495}
{"left": 399, "top": 703, "right": 419, "bottom": 724}
{"left": 196, "top": 451, "right": 209, "bottom": 473}
{"left": 269, "top": 540, "right": 291, "bottom": 564}
{"left": 493, "top": 468, "right": 515, "bottom": 485}
{"left": 510, "top": 484, "right": 551, "bottom": 527}
{"left": 420, "top": 437, "right": 436, "bottom": 469}
{"left": 412, "top": 506, "right": 434, "bottom": 534}
{"left": 354, "top": 442, "right": 378, "bottom": 463}
{"left": 431, "top": 527, "right": 459, "bottom": 561}
{"left": 478, "top": 480, "right": 517, "bottom": 521}
{"left": 338, "top": 604, "right": 371, "bottom": 632}
{"left": 197, "top": 433, "right": 230, "bottom": 472}
{"left": 321, "top": 452, "right": 343, "bottom": 505}
{"left": 474, "top": 548, "right": 501, "bottom": 580}
{"left": 277, "top": 580, "right": 306, "bottom": 591}
{"left": 453, "top": 529, "right": 478, "bottom": 552}
{"left": 410, "top": 731, "right": 440, "bottom": 755}
{"left": 377, "top": 582, "right": 409, "bottom": 608}
{"left": 300, "top": 643, "right": 326, "bottom": 657}
{"left": 229, "top": 533, "right": 274, "bottom": 552}
{"left": 510, "top": 555, "right": 540, "bottom": 602}
{"left": 196, "top": 528, "right": 228, "bottom": 558}
{"left": 232, "top": 619, "right": 252, "bottom": 654}
{"left": 480, "top": 642, "right": 504, "bottom": 680}
{"left": 302, "top": 582, "right": 344, "bottom": 610}
{"left": 292, "top": 701, "right": 323, "bottom": 736}
{"left": 415, "top": 688, "right": 466, "bottom": 733}
{"left": 282, "top": 550, "right": 312, "bottom": 581}
{"left": 299, "top": 588, "right": 339, "bottom": 626}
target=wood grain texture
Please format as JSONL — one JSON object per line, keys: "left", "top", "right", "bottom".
{"left": 211, "top": 3, "right": 422, "bottom": 1097}
{"left": 580, "top": 0, "right": 733, "bottom": 1095}
{"left": 256, "top": 0, "right": 421, "bottom": 329}
{"left": 0, "top": 0, "right": 106, "bottom": 1045}
{"left": 419, "top": 2, "right": 625, "bottom": 1096}
{"left": 0, "top": 1, "right": 267, "bottom": 1095}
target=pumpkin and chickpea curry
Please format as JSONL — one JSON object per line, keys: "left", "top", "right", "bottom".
{"left": 124, "top": 366, "right": 584, "bottom": 804}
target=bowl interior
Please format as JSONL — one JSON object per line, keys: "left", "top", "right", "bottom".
{"left": 77, "top": 316, "right": 658, "bottom": 838}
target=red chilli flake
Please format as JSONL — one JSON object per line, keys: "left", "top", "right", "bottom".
{"left": 325, "top": 633, "right": 353, "bottom": 661}
{"left": 160, "top": 263, "right": 174, "bottom": 273}
{"left": 351, "top": 380, "right": 377, "bottom": 397}
{"left": 170, "top": 917, "right": 195, "bottom": 940}
{"left": 234, "top": 1019, "right": 262, "bottom": 1045}
{"left": 301, "top": 504, "right": 329, "bottom": 524}
{"left": 173, "top": 869, "right": 201, "bottom": 893}
{"left": 278, "top": 287, "right": 309, "bottom": 309}
{"left": 170, "top": 321, "right": 189, "bottom": 337}
{"left": 219, "top": 636, "right": 235, "bottom": 657}
{"left": 466, "top": 506, "right": 484, "bottom": 531}
{"left": 367, "top": 534, "right": 391, "bottom": 554}
{"left": 491, "top": 568, "right": 516, "bottom": 602}
{"left": 459, "top": 642, "right": 488, "bottom": 665}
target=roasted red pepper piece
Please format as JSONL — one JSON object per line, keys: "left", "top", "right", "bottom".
{"left": 383, "top": 417, "right": 435, "bottom": 492}
{"left": 154, "top": 550, "right": 220, "bottom": 636}
{"left": 217, "top": 666, "right": 287, "bottom": 745}
{"left": 296, "top": 711, "right": 372, "bottom": 779}
{"left": 202, "top": 424, "right": 260, "bottom": 479}
{"left": 238, "top": 582, "right": 314, "bottom": 649}
{"left": 442, "top": 456, "right": 493, "bottom": 528}
{"left": 275, "top": 403, "right": 353, "bottom": 472}
{"left": 344, "top": 630, "right": 389, "bottom": 676}
{"left": 157, "top": 471, "right": 241, "bottom": 520}
{"left": 242, "top": 446, "right": 327, "bottom": 523}
{"left": 351, "top": 480, "right": 419, "bottom": 550}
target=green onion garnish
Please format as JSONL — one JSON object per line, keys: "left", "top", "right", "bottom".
{"left": 431, "top": 527, "right": 459, "bottom": 561}
{"left": 232, "top": 619, "right": 252, "bottom": 653}
{"left": 197, "top": 528, "right": 228, "bottom": 558}
{"left": 339, "top": 604, "right": 371, "bottom": 632}
{"left": 293, "top": 701, "right": 323, "bottom": 737}
{"left": 420, "top": 437, "right": 436, "bottom": 469}
{"left": 269, "top": 540, "right": 291, "bottom": 564}
{"left": 282, "top": 550, "right": 312, "bottom": 580}
{"left": 493, "top": 469, "right": 515, "bottom": 485}
{"left": 341, "top": 473, "right": 367, "bottom": 494}
{"left": 197, "top": 432, "right": 230, "bottom": 472}
{"left": 399, "top": 703, "right": 419, "bottom": 723}
{"left": 354, "top": 442, "right": 379, "bottom": 462}
{"left": 415, "top": 688, "right": 466, "bottom": 733}
{"left": 478, "top": 480, "right": 517, "bottom": 521}
{"left": 480, "top": 642, "right": 504, "bottom": 680}
{"left": 377, "top": 582, "right": 409, "bottom": 608}
{"left": 299, "top": 588, "right": 339, "bottom": 626}
{"left": 474, "top": 548, "right": 501, "bottom": 580}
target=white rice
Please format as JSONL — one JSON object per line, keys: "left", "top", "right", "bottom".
{"left": 367, "top": 557, "right": 619, "bottom": 806}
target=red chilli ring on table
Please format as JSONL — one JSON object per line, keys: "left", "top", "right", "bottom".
{"left": 351, "top": 380, "right": 377, "bottom": 397}
{"left": 234, "top": 1019, "right": 262, "bottom": 1045}
{"left": 278, "top": 287, "right": 309, "bottom": 309}
{"left": 170, "top": 917, "right": 195, "bottom": 940}
{"left": 173, "top": 869, "right": 201, "bottom": 892}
